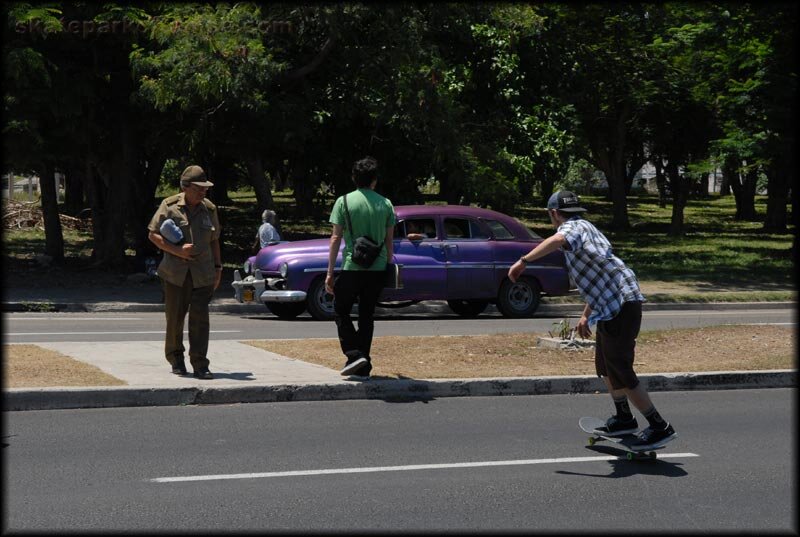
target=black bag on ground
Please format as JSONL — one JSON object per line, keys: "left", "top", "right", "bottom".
{"left": 343, "top": 193, "right": 384, "bottom": 268}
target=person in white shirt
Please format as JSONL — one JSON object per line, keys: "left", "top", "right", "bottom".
{"left": 257, "top": 209, "right": 281, "bottom": 249}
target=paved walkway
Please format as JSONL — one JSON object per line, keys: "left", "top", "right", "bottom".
{"left": 3, "top": 280, "right": 796, "bottom": 411}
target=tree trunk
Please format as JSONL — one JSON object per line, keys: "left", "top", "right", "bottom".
{"left": 589, "top": 131, "right": 629, "bottom": 228}
{"left": 94, "top": 56, "right": 136, "bottom": 269}
{"left": 666, "top": 161, "right": 688, "bottom": 237}
{"left": 654, "top": 158, "right": 667, "bottom": 208}
{"left": 63, "top": 165, "right": 85, "bottom": 216}
{"left": 292, "top": 166, "right": 315, "bottom": 217}
{"left": 738, "top": 167, "right": 758, "bottom": 221}
{"left": 205, "top": 155, "right": 234, "bottom": 206}
{"left": 763, "top": 161, "right": 789, "bottom": 232}
{"left": 539, "top": 165, "right": 555, "bottom": 207}
{"left": 607, "top": 158, "right": 630, "bottom": 230}
{"left": 719, "top": 170, "right": 731, "bottom": 196}
{"left": 39, "top": 161, "right": 65, "bottom": 263}
{"left": 624, "top": 151, "right": 645, "bottom": 196}
{"left": 244, "top": 155, "right": 274, "bottom": 211}
{"left": 723, "top": 158, "right": 744, "bottom": 217}
{"left": 131, "top": 155, "right": 166, "bottom": 266}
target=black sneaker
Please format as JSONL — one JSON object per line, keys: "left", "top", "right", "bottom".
{"left": 193, "top": 368, "right": 213, "bottom": 380}
{"left": 348, "top": 359, "right": 372, "bottom": 379}
{"left": 340, "top": 356, "right": 369, "bottom": 376}
{"left": 171, "top": 358, "right": 188, "bottom": 376}
{"left": 631, "top": 424, "right": 677, "bottom": 450}
{"left": 594, "top": 415, "right": 639, "bottom": 437}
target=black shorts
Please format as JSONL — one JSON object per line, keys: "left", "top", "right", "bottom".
{"left": 595, "top": 301, "right": 643, "bottom": 390}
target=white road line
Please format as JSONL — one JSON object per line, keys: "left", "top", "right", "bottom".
{"left": 151, "top": 453, "right": 700, "bottom": 483}
{"left": 738, "top": 322, "right": 795, "bottom": 326}
{"left": 7, "top": 330, "right": 242, "bottom": 336}
{"left": 8, "top": 317, "right": 143, "bottom": 321}
{"left": 644, "top": 311, "right": 790, "bottom": 316}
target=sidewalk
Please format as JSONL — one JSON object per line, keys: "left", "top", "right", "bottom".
{"left": 3, "top": 280, "right": 796, "bottom": 411}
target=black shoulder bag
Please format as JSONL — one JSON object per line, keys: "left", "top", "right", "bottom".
{"left": 343, "top": 193, "right": 383, "bottom": 268}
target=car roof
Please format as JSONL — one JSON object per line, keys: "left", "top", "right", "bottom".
{"left": 395, "top": 204, "right": 532, "bottom": 238}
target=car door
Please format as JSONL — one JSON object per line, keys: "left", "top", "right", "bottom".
{"left": 380, "top": 216, "right": 446, "bottom": 301}
{"left": 442, "top": 216, "right": 495, "bottom": 299}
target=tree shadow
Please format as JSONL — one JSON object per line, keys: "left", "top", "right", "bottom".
{"left": 554, "top": 445, "right": 690, "bottom": 478}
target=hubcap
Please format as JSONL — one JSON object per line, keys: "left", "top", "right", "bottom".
{"left": 508, "top": 282, "right": 532, "bottom": 310}
{"left": 316, "top": 285, "right": 335, "bottom": 314}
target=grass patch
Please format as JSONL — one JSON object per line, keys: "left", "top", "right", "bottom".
{"left": 520, "top": 194, "right": 793, "bottom": 289}
{"left": 3, "top": 344, "right": 127, "bottom": 388}
{"left": 244, "top": 325, "right": 794, "bottom": 380}
{"left": 3, "top": 190, "right": 792, "bottom": 296}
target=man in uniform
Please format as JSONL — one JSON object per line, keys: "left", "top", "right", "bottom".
{"left": 148, "top": 165, "right": 222, "bottom": 379}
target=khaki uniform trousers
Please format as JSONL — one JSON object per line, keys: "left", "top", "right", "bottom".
{"left": 162, "top": 271, "right": 215, "bottom": 370}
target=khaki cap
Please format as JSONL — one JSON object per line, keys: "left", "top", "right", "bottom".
{"left": 180, "top": 165, "right": 214, "bottom": 187}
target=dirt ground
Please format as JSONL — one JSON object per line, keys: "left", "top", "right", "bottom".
{"left": 245, "top": 325, "right": 795, "bottom": 380}
{"left": 4, "top": 345, "right": 126, "bottom": 388}
{"left": 4, "top": 325, "right": 794, "bottom": 387}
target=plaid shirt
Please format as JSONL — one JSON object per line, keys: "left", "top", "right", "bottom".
{"left": 557, "top": 217, "right": 645, "bottom": 325}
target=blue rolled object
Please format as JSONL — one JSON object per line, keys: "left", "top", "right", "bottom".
{"left": 159, "top": 218, "right": 184, "bottom": 244}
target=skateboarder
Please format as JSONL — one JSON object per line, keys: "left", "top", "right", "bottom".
{"left": 508, "top": 191, "right": 677, "bottom": 450}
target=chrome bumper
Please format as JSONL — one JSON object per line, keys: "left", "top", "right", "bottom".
{"left": 231, "top": 269, "right": 305, "bottom": 304}
{"left": 260, "top": 290, "right": 307, "bottom": 303}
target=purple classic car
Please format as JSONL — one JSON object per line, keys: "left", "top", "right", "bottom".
{"left": 231, "top": 205, "right": 571, "bottom": 320}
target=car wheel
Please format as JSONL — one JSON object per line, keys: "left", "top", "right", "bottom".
{"left": 447, "top": 299, "right": 489, "bottom": 318}
{"left": 307, "top": 276, "right": 336, "bottom": 321}
{"left": 496, "top": 277, "right": 542, "bottom": 317}
{"left": 266, "top": 302, "right": 306, "bottom": 319}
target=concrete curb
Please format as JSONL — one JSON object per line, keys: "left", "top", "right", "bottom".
{"left": 5, "top": 370, "right": 795, "bottom": 411}
{"left": 2, "top": 300, "right": 795, "bottom": 314}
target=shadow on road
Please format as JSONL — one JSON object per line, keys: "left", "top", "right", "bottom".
{"left": 343, "top": 374, "right": 437, "bottom": 404}
{"left": 553, "top": 445, "right": 690, "bottom": 478}
{"left": 204, "top": 372, "right": 256, "bottom": 381}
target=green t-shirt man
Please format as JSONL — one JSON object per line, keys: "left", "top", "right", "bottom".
{"left": 330, "top": 188, "right": 396, "bottom": 271}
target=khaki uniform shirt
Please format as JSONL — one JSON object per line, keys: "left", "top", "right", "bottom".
{"left": 148, "top": 193, "right": 221, "bottom": 288}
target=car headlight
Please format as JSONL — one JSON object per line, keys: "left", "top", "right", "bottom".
{"left": 279, "top": 262, "right": 288, "bottom": 278}
{"left": 243, "top": 260, "right": 252, "bottom": 274}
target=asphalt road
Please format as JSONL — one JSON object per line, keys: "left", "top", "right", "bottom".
{"left": 5, "top": 388, "right": 795, "bottom": 532}
{"left": 3, "top": 307, "right": 795, "bottom": 343}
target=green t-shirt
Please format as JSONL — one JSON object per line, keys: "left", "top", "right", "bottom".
{"left": 330, "top": 188, "right": 396, "bottom": 271}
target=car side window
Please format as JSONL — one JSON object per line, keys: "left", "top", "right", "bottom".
{"left": 484, "top": 219, "right": 514, "bottom": 240}
{"left": 444, "top": 218, "right": 488, "bottom": 240}
{"left": 398, "top": 218, "right": 436, "bottom": 239}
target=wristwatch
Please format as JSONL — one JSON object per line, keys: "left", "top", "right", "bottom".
{"left": 519, "top": 256, "right": 529, "bottom": 264}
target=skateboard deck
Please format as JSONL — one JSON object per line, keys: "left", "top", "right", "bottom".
{"left": 579, "top": 416, "right": 665, "bottom": 460}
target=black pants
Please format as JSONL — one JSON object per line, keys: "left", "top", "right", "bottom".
{"left": 333, "top": 270, "right": 385, "bottom": 360}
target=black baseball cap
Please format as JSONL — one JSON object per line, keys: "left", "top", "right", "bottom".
{"left": 546, "top": 190, "right": 586, "bottom": 213}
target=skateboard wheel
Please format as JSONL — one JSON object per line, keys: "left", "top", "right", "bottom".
{"left": 626, "top": 452, "right": 634, "bottom": 461}
{"left": 588, "top": 437, "right": 596, "bottom": 446}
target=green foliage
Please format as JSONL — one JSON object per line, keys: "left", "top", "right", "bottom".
{"left": 549, "top": 318, "right": 574, "bottom": 340}
{"left": 2, "top": 2, "right": 795, "bottom": 252}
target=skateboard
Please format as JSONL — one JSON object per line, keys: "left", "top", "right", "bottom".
{"left": 579, "top": 416, "right": 664, "bottom": 461}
